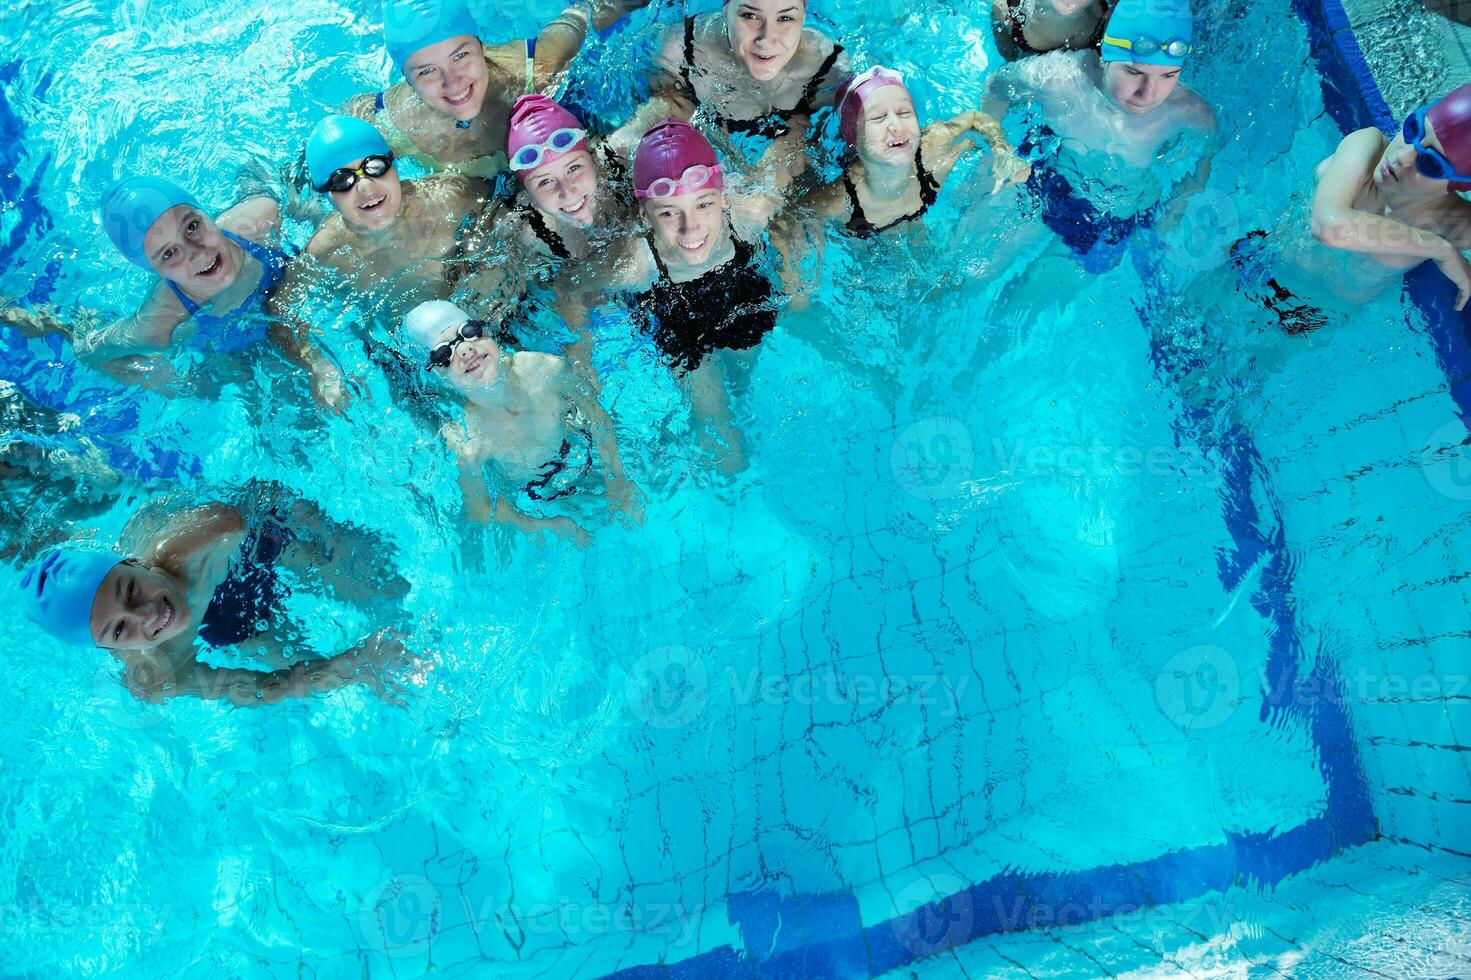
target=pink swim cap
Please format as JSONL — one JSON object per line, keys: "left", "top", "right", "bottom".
{"left": 507, "top": 94, "right": 589, "bottom": 180}
{"left": 836, "top": 66, "right": 909, "bottom": 148}
{"left": 1426, "top": 84, "right": 1471, "bottom": 192}
{"left": 634, "top": 119, "right": 723, "bottom": 196}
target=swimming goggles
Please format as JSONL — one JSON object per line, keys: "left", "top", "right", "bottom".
{"left": 426, "top": 319, "right": 485, "bottom": 369}
{"left": 319, "top": 154, "right": 395, "bottom": 194}
{"left": 1403, "top": 107, "right": 1471, "bottom": 183}
{"left": 634, "top": 164, "right": 722, "bottom": 200}
{"left": 510, "top": 128, "right": 589, "bottom": 172}
{"left": 1101, "top": 35, "right": 1194, "bottom": 59}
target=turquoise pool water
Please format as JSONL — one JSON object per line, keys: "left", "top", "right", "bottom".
{"left": 2, "top": 0, "right": 1469, "bottom": 977}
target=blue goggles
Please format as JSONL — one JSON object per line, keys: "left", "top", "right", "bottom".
{"left": 1102, "top": 34, "right": 1193, "bottom": 59}
{"left": 1403, "top": 107, "right": 1471, "bottom": 184}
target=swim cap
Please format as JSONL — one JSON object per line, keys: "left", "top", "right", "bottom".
{"left": 836, "top": 65, "right": 909, "bottom": 148}
{"left": 1426, "top": 84, "right": 1471, "bottom": 192}
{"left": 634, "top": 120, "right": 723, "bottom": 196}
{"left": 384, "top": 0, "right": 481, "bottom": 75}
{"left": 19, "top": 549, "right": 121, "bottom": 647}
{"left": 100, "top": 177, "right": 201, "bottom": 269}
{"left": 404, "top": 300, "right": 472, "bottom": 347}
{"left": 1100, "top": 0, "right": 1193, "bottom": 67}
{"left": 307, "top": 115, "right": 392, "bottom": 191}
{"left": 507, "top": 95, "right": 589, "bottom": 180}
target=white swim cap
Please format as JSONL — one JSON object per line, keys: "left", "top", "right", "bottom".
{"left": 403, "top": 300, "right": 472, "bottom": 348}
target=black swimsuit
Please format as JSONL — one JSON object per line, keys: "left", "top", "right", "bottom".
{"left": 633, "top": 234, "right": 777, "bottom": 373}
{"left": 196, "top": 514, "right": 293, "bottom": 648}
{"left": 842, "top": 146, "right": 941, "bottom": 238}
{"left": 997, "top": 0, "right": 1111, "bottom": 60}
{"left": 679, "top": 16, "right": 844, "bottom": 140}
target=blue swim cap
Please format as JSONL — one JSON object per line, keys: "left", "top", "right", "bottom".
{"left": 19, "top": 549, "right": 122, "bottom": 647}
{"left": 307, "top": 115, "right": 392, "bottom": 191}
{"left": 1101, "top": 0, "right": 1194, "bottom": 67}
{"left": 100, "top": 176, "right": 201, "bottom": 269}
{"left": 384, "top": 0, "right": 482, "bottom": 75}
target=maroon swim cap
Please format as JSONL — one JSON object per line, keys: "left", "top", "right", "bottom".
{"left": 1427, "top": 84, "right": 1471, "bottom": 192}
{"left": 633, "top": 119, "right": 722, "bottom": 195}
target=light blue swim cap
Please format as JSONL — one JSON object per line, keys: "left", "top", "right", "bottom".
{"left": 384, "top": 0, "right": 481, "bottom": 74}
{"left": 19, "top": 549, "right": 122, "bottom": 647}
{"left": 100, "top": 176, "right": 201, "bottom": 269}
{"left": 1100, "top": 0, "right": 1194, "bottom": 67}
{"left": 307, "top": 115, "right": 392, "bottom": 190}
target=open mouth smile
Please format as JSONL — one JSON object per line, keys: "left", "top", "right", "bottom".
{"left": 149, "top": 596, "right": 175, "bottom": 640}
{"left": 196, "top": 254, "right": 223, "bottom": 276}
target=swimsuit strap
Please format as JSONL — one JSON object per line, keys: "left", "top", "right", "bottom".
{"left": 916, "top": 144, "right": 939, "bottom": 207}
{"left": 166, "top": 280, "right": 201, "bottom": 315}
{"left": 166, "top": 229, "right": 286, "bottom": 317}
{"left": 792, "top": 43, "right": 844, "bottom": 115}
{"left": 520, "top": 204, "right": 573, "bottom": 260}
{"left": 595, "top": 141, "right": 628, "bottom": 183}
{"left": 647, "top": 232, "right": 673, "bottom": 282}
{"left": 374, "top": 91, "right": 386, "bottom": 113}
{"left": 680, "top": 16, "right": 697, "bottom": 94}
{"left": 525, "top": 37, "right": 537, "bottom": 93}
{"left": 841, "top": 170, "right": 876, "bottom": 237}
{"left": 1007, "top": 0, "right": 1045, "bottom": 56}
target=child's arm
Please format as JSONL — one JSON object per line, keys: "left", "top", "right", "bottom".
{"left": 925, "top": 110, "right": 1031, "bottom": 191}
{"left": 1312, "top": 127, "right": 1471, "bottom": 308}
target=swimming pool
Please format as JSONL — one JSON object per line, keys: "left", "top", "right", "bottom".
{"left": 2, "top": 0, "right": 1469, "bottom": 977}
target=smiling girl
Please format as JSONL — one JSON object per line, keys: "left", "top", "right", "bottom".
{"left": 641, "top": 0, "right": 848, "bottom": 145}
{"left": 18, "top": 491, "right": 414, "bottom": 706}
{"left": 791, "top": 66, "right": 1028, "bottom": 239}
{"left": 74, "top": 178, "right": 341, "bottom": 403}
{"left": 561, "top": 119, "right": 797, "bottom": 471}
{"left": 347, "top": 0, "right": 648, "bottom": 180}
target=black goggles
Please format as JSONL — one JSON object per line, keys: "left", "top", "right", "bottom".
{"left": 427, "top": 319, "right": 486, "bottom": 369}
{"left": 318, "top": 154, "right": 395, "bottom": 194}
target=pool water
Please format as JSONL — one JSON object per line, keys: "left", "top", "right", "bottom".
{"left": 1, "top": 0, "right": 1468, "bottom": 977}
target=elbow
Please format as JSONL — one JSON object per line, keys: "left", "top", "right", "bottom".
{"left": 1311, "top": 215, "right": 1353, "bottom": 249}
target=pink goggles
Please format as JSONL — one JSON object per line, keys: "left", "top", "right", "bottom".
{"left": 634, "top": 164, "right": 723, "bottom": 200}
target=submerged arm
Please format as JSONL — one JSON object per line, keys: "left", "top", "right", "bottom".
{"left": 265, "top": 258, "right": 350, "bottom": 411}
{"left": 131, "top": 630, "right": 409, "bottom": 707}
